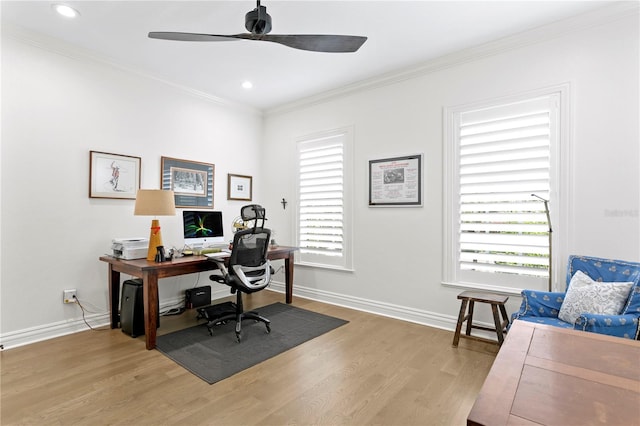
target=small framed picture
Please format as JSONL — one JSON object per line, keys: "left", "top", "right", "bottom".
{"left": 89, "top": 151, "right": 141, "bottom": 199}
{"left": 161, "top": 156, "right": 214, "bottom": 208}
{"left": 227, "top": 174, "right": 253, "bottom": 201}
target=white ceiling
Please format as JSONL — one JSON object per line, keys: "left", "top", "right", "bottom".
{"left": 1, "top": 1, "right": 612, "bottom": 111}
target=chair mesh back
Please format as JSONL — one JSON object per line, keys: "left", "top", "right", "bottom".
{"left": 230, "top": 227, "right": 271, "bottom": 269}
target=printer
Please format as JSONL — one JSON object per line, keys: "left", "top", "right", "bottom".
{"left": 111, "top": 238, "right": 149, "bottom": 260}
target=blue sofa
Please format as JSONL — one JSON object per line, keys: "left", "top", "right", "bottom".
{"left": 511, "top": 255, "right": 640, "bottom": 339}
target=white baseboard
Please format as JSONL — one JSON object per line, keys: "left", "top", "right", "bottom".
{"left": 1, "top": 281, "right": 500, "bottom": 350}
{"left": 270, "top": 281, "right": 448, "bottom": 331}
{"left": 0, "top": 311, "right": 111, "bottom": 350}
{"left": 268, "top": 281, "right": 501, "bottom": 341}
{"left": 0, "top": 294, "right": 188, "bottom": 350}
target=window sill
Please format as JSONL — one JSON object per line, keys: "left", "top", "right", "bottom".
{"left": 295, "top": 261, "right": 354, "bottom": 273}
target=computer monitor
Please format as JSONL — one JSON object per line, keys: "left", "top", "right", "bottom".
{"left": 182, "top": 210, "right": 224, "bottom": 248}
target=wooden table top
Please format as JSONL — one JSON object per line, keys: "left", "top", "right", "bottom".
{"left": 99, "top": 245, "right": 297, "bottom": 270}
{"left": 467, "top": 321, "right": 640, "bottom": 426}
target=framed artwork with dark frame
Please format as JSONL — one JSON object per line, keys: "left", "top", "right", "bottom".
{"left": 368, "top": 154, "right": 422, "bottom": 207}
{"left": 89, "top": 150, "right": 141, "bottom": 199}
{"left": 161, "top": 156, "right": 215, "bottom": 208}
{"left": 227, "top": 173, "right": 253, "bottom": 201}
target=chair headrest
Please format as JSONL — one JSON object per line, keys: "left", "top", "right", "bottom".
{"left": 241, "top": 204, "right": 266, "bottom": 221}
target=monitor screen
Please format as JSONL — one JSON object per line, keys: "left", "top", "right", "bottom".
{"left": 182, "top": 210, "right": 224, "bottom": 248}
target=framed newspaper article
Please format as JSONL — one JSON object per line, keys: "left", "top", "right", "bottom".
{"left": 368, "top": 154, "right": 422, "bottom": 207}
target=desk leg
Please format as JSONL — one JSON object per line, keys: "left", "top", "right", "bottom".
{"left": 284, "top": 253, "right": 294, "bottom": 304}
{"left": 108, "top": 266, "right": 120, "bottom": 329}
{"left": 142, "top": 271, "right": 159, "bottom": 350}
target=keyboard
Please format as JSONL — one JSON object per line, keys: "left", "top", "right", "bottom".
{"left": 204, "top": 252, "right": 229, "bottom": 259}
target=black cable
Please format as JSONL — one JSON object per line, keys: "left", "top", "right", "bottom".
{"left": 161, "top": 307, "right": 186, "bottom": 316}
{"left": 73, "top": 296, "right": 106, "bottom": 331}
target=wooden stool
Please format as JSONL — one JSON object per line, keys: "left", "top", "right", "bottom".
{"left": 452, "top": 291, "right": 510, "bottom": 347}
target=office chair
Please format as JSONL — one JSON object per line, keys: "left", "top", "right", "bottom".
{"left": 206, "top": 205, "right": 272, "bottom": 342}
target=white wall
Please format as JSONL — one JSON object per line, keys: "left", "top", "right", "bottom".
{"left": 262, "top": 8, "right": 639, "bottom": 329}
{"left": 1, "top": 6, "right": 638, "bottom": 348}
{"left": 0, "top": 32, "right": 265, "bottom": 347}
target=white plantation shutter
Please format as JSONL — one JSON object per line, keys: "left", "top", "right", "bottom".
{"left": 460, "top": 99, "right": 551, "bottom": 276}
{"left": 299, "top": 142, "right": 343, "bottom": 255}
{"left": 296, "top": 129, "right": 353, "bottom": 269}
{"left": 445, "top": 93, "right": 561, "bottom": 291}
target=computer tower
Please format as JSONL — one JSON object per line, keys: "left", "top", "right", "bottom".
{"left": 120, "top": 279, "right": 159, "bottom": 337}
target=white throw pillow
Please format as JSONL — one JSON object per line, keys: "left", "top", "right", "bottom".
{"left": 558, "top": 270, "right": 633, "bottom": 324}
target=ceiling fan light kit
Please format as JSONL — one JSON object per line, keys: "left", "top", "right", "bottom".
{"left": 148, "top": 0, "right": 367, "bottom": 53}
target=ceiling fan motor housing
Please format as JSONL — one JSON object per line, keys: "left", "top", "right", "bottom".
{"left": 245, "top": 5, "right": 272, "bottom": 34}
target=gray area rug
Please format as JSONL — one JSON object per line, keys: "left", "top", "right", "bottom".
{"left": 156, "top": 302, "right": 348, "bottom": 384}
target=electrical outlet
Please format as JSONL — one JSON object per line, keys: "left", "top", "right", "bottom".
{"left": 63, "top": 289, "right": 77, "bottom": 304}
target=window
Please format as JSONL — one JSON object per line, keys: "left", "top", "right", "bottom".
{"left": 444, "top": 88, "right": 567, "bottom": 293}
{"left": 295, "top": 128, "right": 353, "bottom": 270}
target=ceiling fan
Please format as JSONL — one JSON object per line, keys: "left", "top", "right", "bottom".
{"left": 148, "top": 0, "right": 367, "bottom": 53}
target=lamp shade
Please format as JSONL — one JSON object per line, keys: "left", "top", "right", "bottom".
{"left": 134, "top": 189, "right": 176, "bottom": 216}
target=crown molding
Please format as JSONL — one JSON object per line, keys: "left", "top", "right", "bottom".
{"left": 3, "top": 1, "right": 636, "bottom": 118}
{"left": 2, "top": 23, "right": 263, "bottom": 117}
{"left": 265, "top": 2, "right": 639, "bottom": 117}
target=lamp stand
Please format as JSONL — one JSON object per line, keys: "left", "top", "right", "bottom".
{"left": 147, "top": 219, "right": 163, "bottom": 261}
{"left": 532, "top": 194, "right": 552, "bottom": 292}
{"left": 543, "top": 200, "right": 553, "bottom": 292}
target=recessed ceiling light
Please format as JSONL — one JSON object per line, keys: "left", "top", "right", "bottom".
{"left": 242, "top": 81, "right": 253, "bottom": 90}
{"left": 52, "top": 4, "right": 80, "bottom": 19}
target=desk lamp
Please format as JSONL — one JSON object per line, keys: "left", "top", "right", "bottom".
{"left": 134, "top": 189, "right": 176, "bottom": 261}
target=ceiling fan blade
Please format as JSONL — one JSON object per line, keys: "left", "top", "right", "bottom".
{"left": 245, "top": 34, "right": 368, "bottom": 53}
{"left": 150, "top": 1, "right": 368, "bottom": 53}
{"left": 149, "top": 32, "right": 367, "bottom": 53}
{"left": 148, "top": 32, "right": 239, "bottom": 42}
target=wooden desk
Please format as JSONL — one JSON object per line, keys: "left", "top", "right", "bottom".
{"left": 99, "top": 246, "right": 297, "bottom": 350}
{"left": 467, "top": 321, "right": 640, "bottom": 425}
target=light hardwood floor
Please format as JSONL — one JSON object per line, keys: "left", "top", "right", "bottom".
{"left": 1, "top": 291, "right": 498, "bottom": 425}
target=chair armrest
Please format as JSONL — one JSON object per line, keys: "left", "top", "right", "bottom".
{"left": 575, "top": 313, "right": 640, "bottom": 339}
{"left": 511, "top": 290, "right": 565, "bottom": 322}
